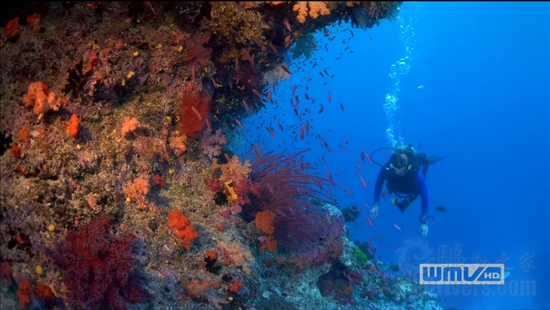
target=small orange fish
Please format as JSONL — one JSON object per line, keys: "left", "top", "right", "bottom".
{"left": 327, "top": 92, "right": 332, "bottom": 103}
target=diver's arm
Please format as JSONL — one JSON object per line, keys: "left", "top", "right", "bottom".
{"left": 417, "top": 173, "right": 429, "bottom": 222}
{"left": 373, "top": 167, "right": 386, "bottom": 206}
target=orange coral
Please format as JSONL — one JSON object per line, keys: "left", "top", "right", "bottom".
{"left": 67, "top": 113, "right": 79, "bottom": 137}
{"left": 259, "top": 235, "right": 277, "bottom": 253}
{"left": 219, "top": 155, "right": 251, "bottom": 184}
{"left": 4, "top": 17, "right": 21, "bottom": 40}
{"left": 255, "top": 210, "right": 275, "bottom": 235}
{"left": 19, "top": 125, "right": 30, "bottom": 145}
{"left": 205, "top": 249, "right": 217, "bottom": 260}
{"left": 168, "top": 209, "right": 199, "bottom": 250}
{"left": 22, "top": 82, "right": 65, "bottom": 115}
{"left": 217, "top": 241, "right": 255, "bottom": 274}
{"left": 121, "top": 117, "right": 139, "bottom": 138}
{"left": 123, "top": 177, "right": 151, "bottom": 210}
{"left": 169, "top": 135, "right": 187, "bottom": 156}
{"left": 292, "top": 1, "right": 330, "bottom": 23}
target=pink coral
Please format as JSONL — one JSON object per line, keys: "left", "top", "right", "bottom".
{"left": 199, "top": 128, "right": 227, "bottom": 159}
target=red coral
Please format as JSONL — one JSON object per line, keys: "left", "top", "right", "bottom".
{"left": 16, "top": 279, "right": 34, "bottom": 309}
{"left": 205, "top": 178, "right": 223, "bottom": 192}
{"left": 177, "top": 82, "right": 212, "bottom": 139}
{"left": 61, "top": 215, "right": 150, "bottom": 310}
{"left": 183, "top": 31, "right": 213, "bottom": 79}
{"left": 245, "top": 148, "right": 339, "bottom": 251}
{"left": 26, "top": 13, "right": 41, "bottom": 33}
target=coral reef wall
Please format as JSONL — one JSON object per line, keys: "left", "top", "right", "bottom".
{"left": 0, "top": 2, "right": 440, "bottom": 310}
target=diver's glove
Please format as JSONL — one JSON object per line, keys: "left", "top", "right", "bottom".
{"left": 370, "top": 203, "right": 379, "bottom": 219}
{"left": 419, "top": 221, "right": 429, "bottom": 237}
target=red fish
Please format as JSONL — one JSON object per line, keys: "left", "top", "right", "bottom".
{"left": 366, "top": 218, "right": 373, "bottom": 228}
{"left": 364, "top": 202, "right": 371, "bottom": 210}
{"left": 355, "top": 162, "right": 363, "bottom": 170}
{"left": 278, "top": 124, "right": 284, "bottom": 131}
{"left": 283, "top": 17, "right": 292, "bottom": 32}
{"left": 366, "top": 153, "right": 373, "bottom": 164}
{"left": 327, "top": 92, "right": 332, "bottom": 103}
{"left": 252, "top": 88, "right": 263, "bottom": 99}
{"left": 305, "top": 120, "right": 310, "bottom": 134}
{"left": 344, "top": 188, "right": 353, "bottom": 196}
{"left": 343, "top": 136, "right": 349, "bottom": 144}
{"left": 299, "top": 125, "right": 304, "bottom": 139}
{"left": 242, "top": 99, "right": 250, "bottom": 112}
{"left": 269, "top": 43, "right": 279, "bottom": 56}
{"left": 356, "top": 172, "right": 368, "bottom": 188}
{"left": 235, "top": 118, "right": 244, "bottom": 129}
{"left": 324, "top": 166, "right": 332, "bottom": 181}
{"left": 360, "top": 151, "right": 365, "bottom": 161}
{"left": 280, "top": 63, "right": 291, "bottom": 74}
{"left": 191, "top": 106, "right": 202, "bottom": 120}
{"left": 292, "top": 85, "right": 298, "bottom": 95}
{"left": 339, "top": 145, "right": 347, "bottom": 152}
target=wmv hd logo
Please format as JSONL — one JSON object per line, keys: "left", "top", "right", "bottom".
{"left": 420, "top": 264, "right": 505, "bottom": 285}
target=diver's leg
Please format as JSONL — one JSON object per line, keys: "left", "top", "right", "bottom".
{"left": 421, "top": 155, "right": 446, "bottom": 179}
{"left": 422, "top": 164, "right": 429, "bottom": 179}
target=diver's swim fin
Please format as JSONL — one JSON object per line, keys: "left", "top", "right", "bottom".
{"left": 426, "top": 155, "right": 446, "bottom": 165}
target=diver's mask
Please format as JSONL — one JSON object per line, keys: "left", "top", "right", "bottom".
{"left": 390, "top": 153, "right": 407, "bottom": 170}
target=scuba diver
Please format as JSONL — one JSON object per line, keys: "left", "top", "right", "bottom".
{"left": 369, "top": 144, "right": 446, "bottom": 237}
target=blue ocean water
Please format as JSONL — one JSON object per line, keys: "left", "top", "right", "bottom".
{"left": 236, "top": 2, "right": 549, "bottom": 309}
